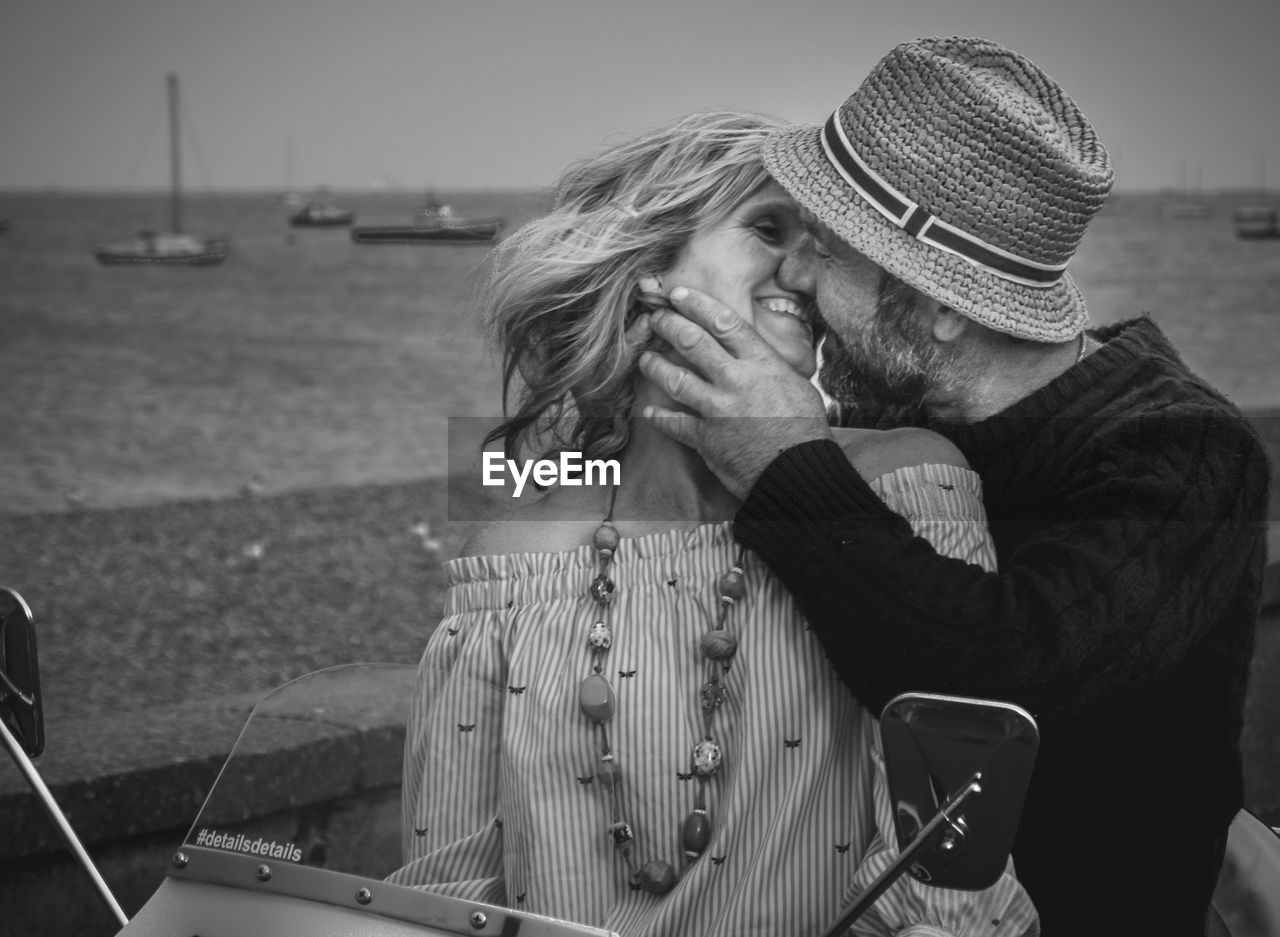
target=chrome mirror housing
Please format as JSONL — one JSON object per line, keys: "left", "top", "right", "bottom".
{"left": 0, "top": 586, "right": 43, "bottom": 757}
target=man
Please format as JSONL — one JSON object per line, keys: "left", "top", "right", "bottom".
{"left": 635, "top": 37, "right": 1271, "bottom": 936}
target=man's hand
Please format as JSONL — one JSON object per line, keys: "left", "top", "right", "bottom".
{"left": 637, "top": 286, "right": 831, "bottom": 499}
{"left": 622, "top": 309, "right": 654, "bottom": 362}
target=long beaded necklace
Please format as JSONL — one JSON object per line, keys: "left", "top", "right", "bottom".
{"left": 578, "top": 485, "right": 749, "bottom": 896}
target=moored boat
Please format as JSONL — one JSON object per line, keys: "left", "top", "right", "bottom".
{"left": 1233, "top": 206, "right": 1280, "bottom": 240}
{"left": 350, "top": 220, "right": 502, "bottom": 244}
{"left": 288, "top": 202, "right": 355, "bottom": 227}
{"left": 93, "top": 74, "right": 230, "bottom": 266}
{"left": 1163, "top": 200, "right": 1213, "bottom": 220}
{"left": 94, "top": 232, "right": 229, "bottom": 265}
{"left": 351, "top": 200, "right": 504, "bottom": 245}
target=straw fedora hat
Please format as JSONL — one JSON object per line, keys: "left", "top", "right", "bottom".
{"left": 764, "top": 36, "right": 1114, "bottom": 342}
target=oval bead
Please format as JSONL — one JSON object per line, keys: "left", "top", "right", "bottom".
{"left": 717, "top": 568, "right": 746, "bottom": 600}
{"left": 637, "top": 860, "right": 678, "bottom": 895}
{"left": 699, "top": 630, "right": 738, "bottom": 661}
{"left": 597, "top": 758, "right": 621, "bottom": 791}
{"left": 681, "top": 809, "right": 711, "bottom": 857}
{"left": 692, "top": 739, "right": 723, "bottom": 777}
{"left": 593, "top": 523, "right": 620, "bottom": 553}
{"left": 579, "top": 674, "right": 615, "bottom": 723}
{"left": 699, "top": 680, "right": 727, "bottom": 713}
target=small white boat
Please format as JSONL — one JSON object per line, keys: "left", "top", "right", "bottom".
{"left": 288, "top": 202, "right": 355, "bottom": 227}
{"left": 94, "top": 231, "right": 229, "bottom": 266}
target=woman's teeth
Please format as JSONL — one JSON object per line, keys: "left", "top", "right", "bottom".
{"left": 759, "top": 297, "right": 804, "bottom": 320}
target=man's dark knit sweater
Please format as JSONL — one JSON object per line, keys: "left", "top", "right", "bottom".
{"left": 735, "top": 318, "right": 1270, "bottom": 935}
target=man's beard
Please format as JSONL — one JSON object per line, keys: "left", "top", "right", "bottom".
{"left": 817, "top": 282, "right": 962, "bottom": 428}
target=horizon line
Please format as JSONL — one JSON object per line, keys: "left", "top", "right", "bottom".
{"left": 2, "top": 184, "right": 1278, "bottom": 198}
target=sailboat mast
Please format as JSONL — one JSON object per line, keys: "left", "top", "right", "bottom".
{"left": 168, "top": 72, "right": 182, "bottom": 234}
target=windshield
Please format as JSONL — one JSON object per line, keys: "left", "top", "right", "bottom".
{"left": 172, "top": 663, "right": 617, "bottom": 936}
{"left": 183, "top": 662, "right": 415, "bottom": 877}
{"left": 169, "top": 665, "right": 1044, "bottom": 937}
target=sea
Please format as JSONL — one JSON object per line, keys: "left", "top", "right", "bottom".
{"left": 2, "top": 188, "right": 1279, "bottom": 515}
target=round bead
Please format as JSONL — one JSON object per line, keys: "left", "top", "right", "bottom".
{"left": 593, "top": 524, "right": 620, "bottom": 553}
{"left": 681, "top": 809, "right": 711, "bottom": 858}
{"left": 588, "top": 620, "right": 612, "bottom": 650}
{"left": 717, "top": 569, "right": 746, "bottom": 601}
{"left": 589, "top": 575, "right": 616, "bottom": 605}
{"left": 699, "top": 630, "right": 738, "bottom": 661}
{"left": 692, "top": 739, "right": 722, "bottom": 777}
{"left": 637, "top": 860, "right": 678, "bottom": 895}
{"left": 608, "top": 820, "right": 634, "bottom": 848}
{"left": 699, "top": 680, "right": 727, "bottom": 713}
{"left": 579, "top": 674, "right": 615, "bottom": 723}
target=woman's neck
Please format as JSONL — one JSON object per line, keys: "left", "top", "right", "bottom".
{"left": 613, "top": 383, "right": 740, "bottom": 527}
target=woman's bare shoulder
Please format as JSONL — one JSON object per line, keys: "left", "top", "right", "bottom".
{"left": 831, "top": 426, "right": 970, "bottom": 481}
{"left": 459, "top": 522, "right": 517, "bottom": 558}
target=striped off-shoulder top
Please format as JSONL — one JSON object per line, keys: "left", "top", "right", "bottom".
{"left": 387, "top": 463, "right": 1037, "bottom": 937}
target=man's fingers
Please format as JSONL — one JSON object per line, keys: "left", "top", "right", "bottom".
{"left": 647, "top": 309, "right": 732, "bottom": 381}
{"left": 639, "top": 405, "right": 700, "bottom": 449}
{"left": 637, "top": 350, "right": 716, "bottom": 413}
{"left": 622, "top": 312, "right": 652, "bottom": 359}
{"left": 667, "top": 287, "right": 772, "bottom": 360}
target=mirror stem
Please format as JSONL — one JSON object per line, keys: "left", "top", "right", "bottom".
{"left": 0, "top": 669, "right": 35, "bottom": 709}
{"left": 825, "top": 773, "right": 984, "bottom": 937}
{"left": 0, "top": 717, "right": 129, "bottom": 928}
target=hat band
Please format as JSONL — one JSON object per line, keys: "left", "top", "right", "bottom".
{"left": 820, "top": 113, "right": 1068, "bottom": 288}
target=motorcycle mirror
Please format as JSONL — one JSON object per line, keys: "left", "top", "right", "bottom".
{"left": 824, "top": 691, "right": 1038, "bottom": 937}
{"left": 880, "top": 691, "right": 1038, "bottom": 890}
{"left": 0, "top": 587, "right": 44, "bottom": 757}
{"left": 0, "top": 587, "right": 128, "bottom": 927}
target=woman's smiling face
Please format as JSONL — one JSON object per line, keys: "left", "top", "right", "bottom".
{"left": 659, "top": 181, "right": 817, "bottom": 376}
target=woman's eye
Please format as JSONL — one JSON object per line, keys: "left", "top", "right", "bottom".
{"left": 751, "top": 217, "right": 784, "bottom": 244}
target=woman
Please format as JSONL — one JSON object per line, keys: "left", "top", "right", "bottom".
{"left": 388, "top": 112, "right": 1035, "bottom": 937}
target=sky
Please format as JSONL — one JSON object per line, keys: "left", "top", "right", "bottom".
{"left": 2, "top": 0, "right": 1278, "bottom": 193}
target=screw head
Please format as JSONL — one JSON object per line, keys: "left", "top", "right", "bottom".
{"left": 469, "top": 910, "right": 488, "bottom": 929}
{"left": 255, "top": 864, "right": 272, "bottom": 881}
{"left": 171, "top": 851, "right": 189, "bottom": 869}
{"left": 355, "top": 886, "right": 373, "bottom": 905}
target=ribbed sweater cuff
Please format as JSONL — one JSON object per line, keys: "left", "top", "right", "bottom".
{"left": 735, "top": 439, "right": 891, "bottom": 541}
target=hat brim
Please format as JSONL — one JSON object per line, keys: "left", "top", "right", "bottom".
{"left": 763, "top": 123, "right": 1089, "bottom": 342}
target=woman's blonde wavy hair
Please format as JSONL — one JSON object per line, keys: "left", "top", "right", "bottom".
{"left": 481, "top": 110, "right": 787, "bottom": 463}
